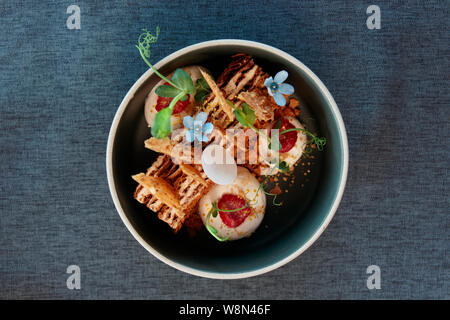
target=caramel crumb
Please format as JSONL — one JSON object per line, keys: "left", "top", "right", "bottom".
{"left": 269, "top": 185, "right": 283, "bottom": 195}
{"left": 289, "top": 98, "right": 300, "bottom": 108}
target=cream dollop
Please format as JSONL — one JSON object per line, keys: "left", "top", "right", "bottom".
{"left": 198, "top": 167, "right": 266, "bottom": 240}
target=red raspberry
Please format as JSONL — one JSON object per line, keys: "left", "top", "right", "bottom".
{"left": 273, "top": 118, "right": 298, "bottom": 153}
{"left": 217, "top": 194, "right": 252, "bottom": 228}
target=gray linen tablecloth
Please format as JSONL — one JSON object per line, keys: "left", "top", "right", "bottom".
{"left": 0, "top": 0, "right": 448, "bottom": 299}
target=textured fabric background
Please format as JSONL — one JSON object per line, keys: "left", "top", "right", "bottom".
{"left": 0, "top": 0, "right": 448, "bottom": 299}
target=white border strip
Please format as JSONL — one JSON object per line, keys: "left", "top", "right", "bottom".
{"left": 106, "top": 40, "right": 349, "bottom": 279}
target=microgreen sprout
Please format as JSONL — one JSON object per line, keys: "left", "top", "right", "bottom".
{"left": 136, "top": 27, "right": 177, "bottom": 88}
{"left": 279, "top": 128, "right": 327, "bottom": 151}
{"left": 194, "top": 77, "right": 212, "bottom": 103}
{"left": 225, "top": 100, "right": 274, "bottom": 148}
{"left": 255, "top": 166, "right": 282, "bottom": 206}
{"left": 136, "top": 27, "right": 197, "bottom": 139}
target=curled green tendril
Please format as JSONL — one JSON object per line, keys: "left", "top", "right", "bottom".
{"left": 206, "top": 208, "right": 230, "bottom": 242}
{"left": 244, "top": 193, "right": 258, "bottom": 207}
{"left": 135, "top": 26, "right": 179, "bottom": 90}
{"left": 137, "top": 27, "right": 160, "bottom": 59}
{"left": 263, "top": 190, "right": 282, "bottom": 206}
{"left": 272, "top": 195, "right": 281, "bottom": 206}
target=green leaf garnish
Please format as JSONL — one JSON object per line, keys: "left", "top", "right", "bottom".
{"left": 233, "top": 108, "right": 248, "bottom": 128}
{"left": 136, "top": 28, "right": 197, "bottom": 139}
{"left": 226, "top": 100, "right": 257, "bottom": 129}
{"left": 277, "top": 161, "right": 290, "bottom": 173}
{"left": 194, "top": 77, "right": 211, "bottom": 103}
{"left": 155, "top": 85, "right": 182, "bottom": 98}
{"left": 150, "top": 90, "right": 188, "bottom": 138}
{"left": 172, "top": 68, "right": 194, "bottom": 95}
{"left": 241, "top": 103, "right": 256, "bottom": 126}
{"left": 274, "top": 119, "right": 281, "bottom": 129}
{"left": 151, "top": 107, "right": 173, "bottom": 139}
{"left": 195, "top": 90, "right": 209, "bottom": 104}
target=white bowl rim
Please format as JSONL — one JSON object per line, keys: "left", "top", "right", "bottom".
{"left": 106, "top": 39, "right": 349, "bottom": 279}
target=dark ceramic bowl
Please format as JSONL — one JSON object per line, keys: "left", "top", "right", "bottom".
{"left": 106, "top": 40, "right": 348, "bottom": 279}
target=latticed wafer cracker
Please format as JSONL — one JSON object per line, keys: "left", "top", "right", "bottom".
{"left": 179, "top": 163, "right": 208, "bottom": 187}
{"left": 133, "top": 155, "right": 213, "bottom": 232}
{"left": 132, "top": 173, "right": 181, "bottom": 211}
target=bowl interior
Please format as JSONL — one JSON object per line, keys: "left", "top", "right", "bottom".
{"left": 110, "top": 42, "right": 346, "bottom": 277}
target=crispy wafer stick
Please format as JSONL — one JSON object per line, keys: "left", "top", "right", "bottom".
{"left": 132, "top": 173, "right": 181, "bottom": 211}
{"left": 179, "top": 163, "right": 208, "bottom": 187}
{"left": 200, "top": 70, "right": 235, "bottom": 121}
{"left": 144, "top": 137, "right": 191, "bottom": 164}
{"left": 144, "top": 137, "right": 173, "bottom": 155}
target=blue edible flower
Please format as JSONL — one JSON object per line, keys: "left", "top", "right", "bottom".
{"left": 183, "top": 112, "right": 214, "bottom": 143}
{"left": 264, "top": 70, "right": 295, "bottom": 106}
